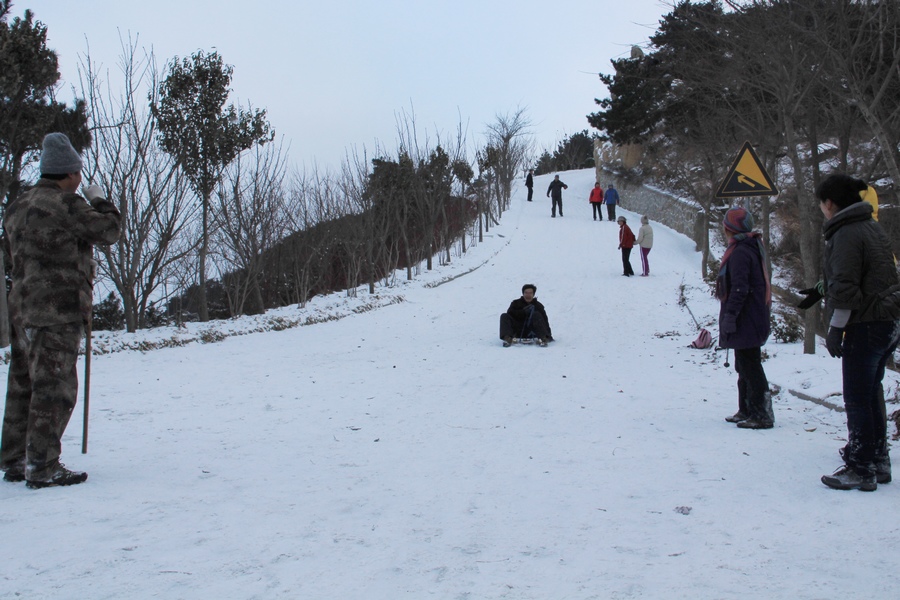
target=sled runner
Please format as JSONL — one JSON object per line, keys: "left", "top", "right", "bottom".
{"left": 504, "top": 336, "right": 553, "bottom": 347}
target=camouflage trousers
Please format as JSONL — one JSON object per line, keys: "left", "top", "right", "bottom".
{"left": 0, "top": 319, "right": 83, "bottom": 481}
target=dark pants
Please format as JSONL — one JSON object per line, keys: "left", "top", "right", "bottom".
{"left": 840, "top": 320, "right": 900, "bottom": 476}
{"left": 499, "top": 312, "right": 550, "bottom": 340}
{"left": 734, "top": 346, "right": 772, "bottom": 424}
{"left": 591, "top": 203, "right": 603, "bottom": 220}
{"left": 1, "top": 318, "right": 83, "bottom": 481}
{"left": 527, "top": 186, "right": 533, "bottom": 202}
{"left": 551, "top": 197, "right": 563, "bottom": 217}
{"left": 606, "top": 204, "right": 616, "bottom": 221}
{"left": 621, "top": 247, "right": 634, "bottom": 276}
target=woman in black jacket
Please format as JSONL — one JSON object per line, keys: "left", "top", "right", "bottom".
{"left": 817, "top": 174, "right": 900, "bottom": 491}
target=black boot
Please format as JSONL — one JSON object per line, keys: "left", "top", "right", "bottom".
{"left": 26, "top": 463, "right": 88, "bottom": 489}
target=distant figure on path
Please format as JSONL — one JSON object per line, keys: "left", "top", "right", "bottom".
{"left": 716, "top": 206, "right": 773, "bottom": 431}
{"left": 589, "top": 182, "right": 604, "bottom": 221}
{"left": 546, "top": 175, "right": 567, "bottom": 218}
{"left": 617, "top": 216, "right": 635, "bottom": 276}
{"left": 605, "top": 184, "right": 620, "bottom": 221}
{"left": 525, "top": 170, "right": 534, "bottom": 202}
{"left": 636, "top": 215, "right": 654, "bottom": 276}
{"left": 499, "top": 284, "right": 554, "bottom": 347}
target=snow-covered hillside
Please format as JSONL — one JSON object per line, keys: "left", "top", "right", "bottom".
{"left": 2, "top": 169, "right": 898, "bottom": 599}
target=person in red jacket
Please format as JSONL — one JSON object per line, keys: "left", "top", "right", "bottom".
{"left": 617, "top": 216, "right": 635, "bottom": 276}
{"left": 588, "top": 182, "right": 604, "bottom": 221}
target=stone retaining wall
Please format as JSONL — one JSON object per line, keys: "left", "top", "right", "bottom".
{"left": 596, "top": 168, "right": 705, "bottom": 250}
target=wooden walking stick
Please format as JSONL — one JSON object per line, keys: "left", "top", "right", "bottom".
{"left": 82, "top": 256, "right": 97, "bottom": 454}
{"left": 82, "top": 311, "right": 92, "bottom": 454}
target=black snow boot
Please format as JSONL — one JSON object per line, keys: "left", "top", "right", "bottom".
{"left": 26, "top": 464, "right": 88, "bottom": 489}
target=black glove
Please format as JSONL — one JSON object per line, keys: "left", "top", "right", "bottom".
{"left": 721, "top": 315, "right": 737, "bottom": 334}
{"left": 797, "top": 284, "right": 824, "bottom": 310}
{"left": 826, "top": 327, "right": 845, "bottom": 358}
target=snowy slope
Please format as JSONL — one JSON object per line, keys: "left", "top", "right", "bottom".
{"left": 2, "top": 169, "right": 899, "bottom": 600}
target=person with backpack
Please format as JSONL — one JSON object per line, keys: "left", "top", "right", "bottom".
{"left": 588, "top": 182, "right": 604, "bottom": 221}
{"left": 617, "top": 216, "right": 635, "bottom": 276}
{"left": 604, "top": 184, "right": 620, "bottom": 221}
{"left": 716, "top": 206, "right": 773, "bottom": 430}
{"left": 815, "top": 174, "right": 900, "bottom": 491}
{"left": 499, "top": 284, "right": 554, "bottom": 347}
{"left": 546, "top": 175, "right": 567, "bottom": 218}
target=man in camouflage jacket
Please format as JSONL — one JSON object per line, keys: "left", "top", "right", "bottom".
{"left": 1, "top": 132, "right": 121, "bottom": 489}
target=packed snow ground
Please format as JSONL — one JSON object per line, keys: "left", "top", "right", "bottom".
{"left": 2, "top": 168, "right": 900, "bottom": 600}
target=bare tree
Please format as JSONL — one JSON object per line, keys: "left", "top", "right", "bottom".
{"left": 211, "top": 140, "right": 289, "bottom": 316}
{"left": 484, "top": 107, "right": 533, "bottom": 211}
{"left": 78, "top": 36, "right": 198, "bottom": 332}
{"left": 280, "top": 166, "right": 342, "bottom": 307}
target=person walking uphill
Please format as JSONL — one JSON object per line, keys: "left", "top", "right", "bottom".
{"left": 546, "top": 175, "right": 567, "bottom": 218}
{"left": 525, "top": 170, "right": 534, "bottom": 202}
{"left": 716, "top": 207, "right": 773, "bottom": 430}
{"left": 636, "top": 215, "right": 653, "bottom": 276}
{"left": 604, "top": 184, "right": 620, "bottom": 221}
{"left": 0, "top": 133, "right": 122, "bottom": 489}
{"left": 617, "top": 216, "right": 635, "bottom": 276}
{"left": 589, "top": 182, "right": 604, "bottom": 221}
{"left": 815, "top": 174, "right": 900, "bottom": 492}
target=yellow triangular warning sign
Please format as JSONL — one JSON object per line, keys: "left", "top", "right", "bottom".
{"left": 715, "top": 142, "right": 778, "bottom": 198}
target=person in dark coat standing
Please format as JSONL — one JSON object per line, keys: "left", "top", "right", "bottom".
{"left": 525, "top": 170, "right": 534, "bottom": 202}
{"left": 604, "top": 184, "right": 620, "bottom": 221}
{"left": 617, "top": 216, "right": 635, "bottom": 276}
{"left": 499, "top": 284, "right": 553, "bottom": 347}
{"left": 816, "top": 174, "right": 900, "bottom": 492}
{"left": 546, "top": 175, "right": 567, "bottom": 218}
{"left": 589, "top": 182, "right": 604, "bottom": 221}
{"left": 716, "top": 206, "right": 773, "bottom": 430}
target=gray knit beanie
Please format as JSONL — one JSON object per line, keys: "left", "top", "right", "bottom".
{"left": 40, "top": 133, "right": 83, "bottom": 175}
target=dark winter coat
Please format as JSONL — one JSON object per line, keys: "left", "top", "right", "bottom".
{"left": 4, "top": 179, "right": 121, "bottom": 328}
{"left": 506, "top": 297, "right": 553, "bottom": 337}
{"left": 546, "top": 179, "right": 567, "bottom": 200}
{"left": 824, "top": 201, "right": 900, "bottom": 324}
{"left": 717, "top": 236, "right": 770, "bottom": 349}
{"left": 525, "top": 173, "right": 533, "bottom": 189}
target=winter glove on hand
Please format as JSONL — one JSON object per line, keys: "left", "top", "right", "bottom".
{"left": 797, "top": 285, "right": 824, "bottom": 310}
{"left": 721, "top": 315, "right": 737, "bottom": 334}
{"left": 826, "top": 327, "right": 845, "bottom": 358}
{"left": 83, "top": 184, "right": 106, "bottom": 202}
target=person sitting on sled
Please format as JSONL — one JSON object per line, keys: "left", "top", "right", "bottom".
{"left": 499, "top": 284, "right": 553, "bottom": 347}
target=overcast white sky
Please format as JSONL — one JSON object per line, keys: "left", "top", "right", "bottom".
{"left": 30, "top": 0, "right": 671, "bottom": 170}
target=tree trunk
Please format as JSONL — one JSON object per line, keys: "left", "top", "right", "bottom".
{"left": 784, "top": 117, "right": 819, "bottom": 354}
{"left": 198, "top": 191, "right": 210, "bottom": 322}
{"left": 123, "top": 289, "right": 137, "bottom": 333}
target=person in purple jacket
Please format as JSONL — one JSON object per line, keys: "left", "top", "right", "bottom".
{"left": 716, "top": 206, "right": 773, "bottom": 429}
